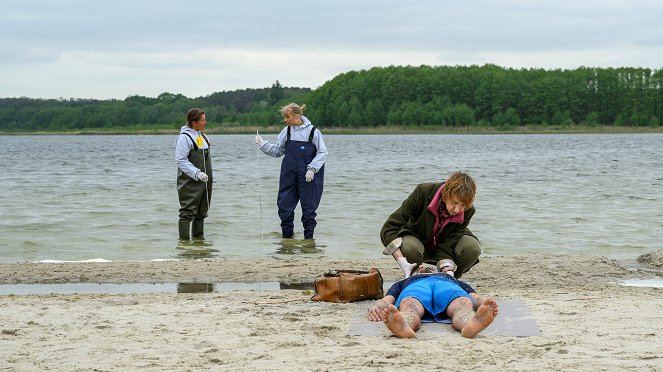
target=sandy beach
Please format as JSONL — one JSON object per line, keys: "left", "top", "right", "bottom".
{"left": 1, "top": 250, "right": 661, "bottom": 371}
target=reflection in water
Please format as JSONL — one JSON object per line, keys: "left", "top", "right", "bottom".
{"left": 274, "top": 238, "right": 326, "bottom": 255}
{"left": 175, "top": 237, "right": 219, "bottom": 259}
{"left": 177, "top": 283, "right": 214, "bottom": 293}
{"left": 279, "top": 282, "right": 314, "bottom": 290}
{"left": 0, "top": 281, "right": 312, "bottom": 295}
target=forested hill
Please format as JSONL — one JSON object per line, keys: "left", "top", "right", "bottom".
{"left": 1, "top": 65, "right": 662, "bottom": 132}
{"left": 305, "top": 65, "right": 663, "bottom": 128}
{"left": 0, "top": 82, "right": 310, "bottom": 132}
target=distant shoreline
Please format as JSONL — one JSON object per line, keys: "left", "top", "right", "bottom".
{"left": 2, "top": 125, "right": 663, "bottom": 135}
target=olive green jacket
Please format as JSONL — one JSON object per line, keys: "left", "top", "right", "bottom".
{"left": 380, "top": 182, "right": 476, "bottom": 255}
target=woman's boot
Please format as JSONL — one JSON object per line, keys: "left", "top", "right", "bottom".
{"left": 192, "top": 220, "right": 204, "bottom": 238}
{"left": 179, "top": 221, "right": 191, "bottom": 239}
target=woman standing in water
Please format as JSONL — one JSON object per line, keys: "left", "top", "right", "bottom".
{"left": 255, "top": 103, "right": 328, "bottom": 240}
{"left": 175, "top": 108, "right": 215, "bottom": 239}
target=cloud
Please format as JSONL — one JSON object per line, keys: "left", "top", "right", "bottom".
{"left": 1, "top": 0, "right": 662, "bottom": 99}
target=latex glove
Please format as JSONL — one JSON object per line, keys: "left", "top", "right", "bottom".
{"left": 196, "top": 172, "right": 209, "bottom": 182}
{"left": 397, "top": 257, "right": 418, "bottom": 278}
{"left": 437, "top": 259, "right": 457, "bottom": 275}
{"left": 305, "top": 169, "right": 315, "bottom": 182}
{"left": 255, "top": 134, "right": 266, "bottom": 147}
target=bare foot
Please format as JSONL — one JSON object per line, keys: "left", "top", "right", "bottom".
{"left": 382, "top": 304, "right": 416, "bottom": 338}
{"left": 460, "top": 297, "right": 498, "bottom": 338}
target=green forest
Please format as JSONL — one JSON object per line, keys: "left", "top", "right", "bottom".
{"left": 1, "top": 64, "right": 662, "bottom": 132}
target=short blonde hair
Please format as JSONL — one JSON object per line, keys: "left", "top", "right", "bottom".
{"left": 280, "top": 103, "right": 306, "bottom": 117}
{"left": 441, "top": 171, "right": 476, "bottom": 208}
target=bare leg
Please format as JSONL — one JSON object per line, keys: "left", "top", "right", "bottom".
{"left": 447, "top": 296, "right": 498, "bottom": 338}
{"left": 382, "top": 305, "right": 416, "bottom": 338}
{"left": 382, "top": 298, "right": 424, "bottom": 339}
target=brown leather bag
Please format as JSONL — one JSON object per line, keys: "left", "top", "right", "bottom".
{"left": 311, "top": 268, "right": 384, "bottom": 303}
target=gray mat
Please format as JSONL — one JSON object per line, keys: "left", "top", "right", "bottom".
{"left": 348, "top": 300, "right": 541, "bottom": 337}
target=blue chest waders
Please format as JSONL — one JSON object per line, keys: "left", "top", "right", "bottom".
{"left": 277, "top": 126, "right": 324, "bottom": 239}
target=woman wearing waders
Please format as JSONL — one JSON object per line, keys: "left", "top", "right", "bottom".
{"left": 175, "top": 108, "right": 215, "bottom": 239}
{"left": 255, "top": 103, "right": 328, "bottom": 240}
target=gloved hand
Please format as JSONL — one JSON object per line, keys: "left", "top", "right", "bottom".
{"left": 255, "top": 134, "right": 266, "bottom": 147}
{"left": 397, "top": 257, "right": 418, "bottom": 278}
{"left": 305, "top": 169, "right": 315, "bottom": 182}
{"left": 196, "top": 172, "right": 209, "bottom": 182}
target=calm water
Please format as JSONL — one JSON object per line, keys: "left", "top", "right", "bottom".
{"left": 0, "top": 133, "right": 661, "bottom": 263}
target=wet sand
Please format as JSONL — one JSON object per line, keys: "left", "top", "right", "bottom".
{"left": 1, "top": 251, "right": 661, "bottom": 371}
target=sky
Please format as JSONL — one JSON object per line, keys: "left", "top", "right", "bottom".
{"left": 2, "top": 0, "right": 662, "bottom": 100}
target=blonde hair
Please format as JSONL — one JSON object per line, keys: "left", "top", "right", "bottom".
{"left": 280, "top": 103, "right": 306, "bottom": 117}
{"left": 441, "top": 171, "right": 476, "bottom": 208}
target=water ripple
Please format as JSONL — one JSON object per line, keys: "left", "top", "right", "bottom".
{"left": 0, "top": 133, "right": 661, "bottom": 262}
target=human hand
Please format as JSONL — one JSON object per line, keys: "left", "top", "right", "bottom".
{"left": 367, "top": 300, "right": 388, "bottom": 322}
{"left": 255, "top": 134, "right": 266, "bottom": 147}
{"left": 397, "top": 257, "right": 417, "bottom": 278}
{"left": 305, "top": 169, "right": 315, "bottom": 182}
{"left": 196, "top": 172, "right": 209, "bottom": 182}
{"left": 212, "top": 181, "right": 216, "bottom": 190}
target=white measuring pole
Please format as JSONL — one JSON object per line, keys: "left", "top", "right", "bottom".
{"left": 202, "top": 134, "right": 211, "bottom": 211}
{"left": 257, "top": 129, "right": 264, "bottom": 238}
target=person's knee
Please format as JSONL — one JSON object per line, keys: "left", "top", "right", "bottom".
{"left": 399, "top": 297, "right": 419, "bottom": 308}
{"left": 400, "top": 236, "right": 425, "bottom": 263}
{"left": 399, "top": 297, "right": 423, "bottom": 313}
{"left": 452, "top": 296, "right": 472, "bottom": 308}
{"left": 179, "top": 210, "right": 195, "bottom": 222}
{"left": 448, "top": 296, "right": 473, "bottom": 313}
{"left": 455, "top": 236, "right": 481, "bottom": 261}
{"left": 278, "top": 208, "right": 295, "bottom": 221}
{"left": 452, "top": 236, "right": 481, "bottom": 278}
{"left": 400, "top": 245, "right": 422, "bottom": 263}
{"left": 463, "top": 244, "right": 481, "bottom": 262}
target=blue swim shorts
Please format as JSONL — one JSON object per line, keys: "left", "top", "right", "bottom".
{"left": 395, "top": 276, "right": 472, "bottom": 323}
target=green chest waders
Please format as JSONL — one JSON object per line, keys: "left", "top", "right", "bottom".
{"left": 177, "top": 133, "right": 213, "bottom": 239}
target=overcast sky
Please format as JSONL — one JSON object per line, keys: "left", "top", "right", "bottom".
{"left": 2, "top": 0, "right": 662, "bottom": 99}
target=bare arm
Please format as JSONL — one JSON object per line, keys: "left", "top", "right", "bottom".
{"left": 368, "top": 295, "right": 396, "bottom": 321}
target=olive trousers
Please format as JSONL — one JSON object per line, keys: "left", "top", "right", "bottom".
{"left": 400, "top": 235, "right": 481, "bottom": 279}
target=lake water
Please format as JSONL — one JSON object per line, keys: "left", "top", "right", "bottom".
{"left": 0, "top": 133, "right": 661, "bottom": 263}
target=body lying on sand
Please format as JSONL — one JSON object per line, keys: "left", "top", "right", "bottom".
{"left": 0, "top": 252, "right": 661, "bottom": 371}
{"left": 369, "top": 261, "right": 499, "bottom": 338}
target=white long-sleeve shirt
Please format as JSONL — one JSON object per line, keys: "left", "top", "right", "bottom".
{"left": 175, "top": 125, "right": 216, "bottom": 182}
{"left": 258, "top": 116, "right": 328, "bottom": 172}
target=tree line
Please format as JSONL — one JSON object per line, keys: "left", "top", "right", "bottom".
{"left": 305, "top": 65, "right": 663, "bottom": 127}
{"left": 0, "top": 82, "right": 308, "bottom": 131}
{"left": 1, "top": 65, "right": 662, "bottom": 132}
